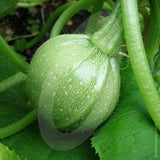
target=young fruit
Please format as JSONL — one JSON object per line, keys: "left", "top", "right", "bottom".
{"left": 27, "top": 34, "right": 120, "bottom": 132}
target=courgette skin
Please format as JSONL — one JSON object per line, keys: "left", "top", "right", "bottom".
{"left": 27, "top": 34, "right": 120, "bottom": 132}
{"left": 27, "top": 0, "right": 123, "bottom": 132}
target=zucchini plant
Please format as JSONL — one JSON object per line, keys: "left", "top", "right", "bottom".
{"left": 0, "top": 0, "right": 160, "bottom": 159}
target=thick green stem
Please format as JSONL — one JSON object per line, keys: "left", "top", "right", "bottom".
{"left": 85, "top": 0, "right": 104, "bottom": 36}
{"left": 121, "top": 0, "right": 160, "bottom": 130}
{"left": 50, "top": 0, "right": 97, "bottom": 38}
{"left": 0, "top": 108, "right": 37, "bottom": 139}
{"left": 91, "top": 0, "right": 123, "bottom": 56}
{"left": 0, "top": 72, "right": 27, "bottom": 94}
{"left": 145, "top": 0, "right": 160, "bottom": 70}
{"left": 16, "top": 2, "right": 43, "bottom": 8}
{"left": 15, "top": 3, "right": 73, "bottom": 52}
{"left": 0, "top": 35, "right": 29, "bottom": 73}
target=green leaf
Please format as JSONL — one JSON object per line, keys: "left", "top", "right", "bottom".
{"left": 0, "top": 0, "right": 18, "bottom": 19}
{"left": 0, "top": 54, "right": 98, "bottom": 159}
{"left": 0, "top": 143, "right": 21, "bottom": 160}
{"left": 92, "top": 60, "right": 160, "bottom": 160}
{"left": 1, "top": 123, "right": 98, "bottom": 160}
{"left": 0, "top": 55, "right": 30, "bottom": 129}
{"left": 14, "top": 40, "right": 27, "bottom": 52}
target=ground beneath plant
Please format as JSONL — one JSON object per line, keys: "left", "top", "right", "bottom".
{"left": 0, "top": 0, "right": 90, "bottom": 60}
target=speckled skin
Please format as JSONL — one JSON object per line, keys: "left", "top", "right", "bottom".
{"left": 27, "top": 34, "right": 120, "bottom": 132}
{"left": 0, "top": 143, "right": 21, "bottom": 160}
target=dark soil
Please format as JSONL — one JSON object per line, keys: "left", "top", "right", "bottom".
{"left": 0, "top": 0, "right": 90, "bottom": 60}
